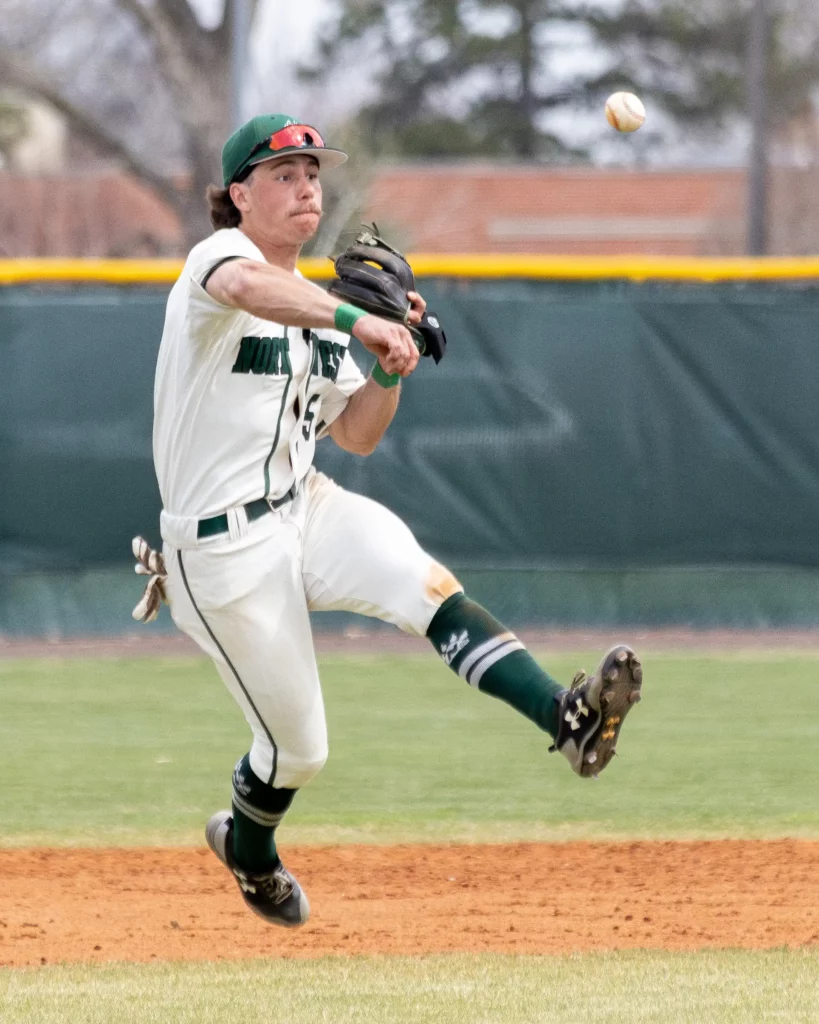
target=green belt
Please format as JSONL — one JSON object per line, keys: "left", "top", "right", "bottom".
{"left": 197, "top": 487, "right": 296, "bottom": 540}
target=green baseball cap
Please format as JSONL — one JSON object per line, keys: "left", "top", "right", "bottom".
{"left": 222, "top": 114, "right": 347, "bottom": 186}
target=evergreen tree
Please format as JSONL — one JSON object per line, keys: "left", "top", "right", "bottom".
{"left": 304, "top": 0, "right": 819, "bottom": 161}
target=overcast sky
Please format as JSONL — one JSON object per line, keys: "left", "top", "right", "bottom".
{"left": 189, "top": 0, "right": 340, "bottom": 120}
{"left": 185, "top": 0, "right": 745, "bottom": 166}
{"left": 255, "top": 0, "right": 368, "bottom": 122}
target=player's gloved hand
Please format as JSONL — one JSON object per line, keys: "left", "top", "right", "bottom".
{"left": 328, "top": 225, "right": 447, "bottom": 364}
{"left": 131, "top": 536, "right": 168, "bottom": 623}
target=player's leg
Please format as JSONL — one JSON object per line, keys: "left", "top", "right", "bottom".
{"left": 427, "top": 593, "right": 641, "bottom": 775}
{"left": 163, "top": 521, "right": 324, "bottom": 923}
{"left": 302, "top": 473, "right": 642, "bottom": 775}
{"left": 301, "top": 476, "right": 562, "bottom": 734}
{"left": 427, "top": 592, "right": 564, "bottom": 734}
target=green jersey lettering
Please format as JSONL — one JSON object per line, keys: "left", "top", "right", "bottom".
{"left": 231, "top": 336, "right": 292, "bottom": 376}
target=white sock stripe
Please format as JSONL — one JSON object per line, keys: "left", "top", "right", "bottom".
{"left": 458, "top": 632, "right": 517, "bottom": 680}
{"left": 468, "top": 640, "right": 526, "bottom": 688}
{"left": 232, "top": 791, "right": 286, "bottom": 828}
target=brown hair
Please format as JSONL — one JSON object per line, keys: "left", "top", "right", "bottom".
{"left": 206, "top": 184, "right": 242, "bottom": 229}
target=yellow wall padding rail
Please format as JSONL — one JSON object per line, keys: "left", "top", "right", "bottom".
{"left": 2, "top": 255, "right": 819, "bottom": 284}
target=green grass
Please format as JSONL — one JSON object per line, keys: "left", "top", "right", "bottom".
{"left": 1, "top": 950, "right": 818, "bottom": 1023}
{"left": 0, "top": 650, "right": 817, "bottom": 846}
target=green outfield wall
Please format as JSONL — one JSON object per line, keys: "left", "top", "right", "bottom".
{"left": 2, "top": 277, "right": 819, "bottom": 634}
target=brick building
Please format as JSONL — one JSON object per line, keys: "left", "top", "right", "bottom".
{"left": 1, "top": 164, "right": 817, "bottom": 258}
{"left": 0, "top": 173, "right": 182, "bottom": 258}
{"left": 365, "top": 165, "right": 748, "bottom": 256}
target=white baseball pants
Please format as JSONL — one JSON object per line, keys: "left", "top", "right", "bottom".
{"left": 163, "top": 470, "right": 461, "bottom": 788}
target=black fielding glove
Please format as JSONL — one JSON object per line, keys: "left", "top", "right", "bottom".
{"left": 329, "top": 225, "right": 448, "bottom": 363}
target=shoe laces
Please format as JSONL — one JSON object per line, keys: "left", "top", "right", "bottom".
{"left": 569, "top": 669, "right": 587, "bottom": 692}
{"left": 256, "top": 867, "right": 295, "bottom": 905}
{"left": 233, "top": 864, "right": 295, "bottom": 905}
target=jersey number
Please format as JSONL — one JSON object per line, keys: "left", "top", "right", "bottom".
{"left": 302, "top": 395, "right": 320, "bottom": 441}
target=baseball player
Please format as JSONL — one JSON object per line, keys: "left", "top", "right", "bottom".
{"left": 133, "top": 113, "right": 643, "bottom": 928}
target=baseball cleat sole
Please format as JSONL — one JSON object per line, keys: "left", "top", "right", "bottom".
{"left": 583, "top": 645, "right": 642, "bottom": 777}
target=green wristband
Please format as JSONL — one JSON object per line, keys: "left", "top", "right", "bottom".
{"left": 334, "top": 303, "right": 367, "bottom": 335}
{"left": 371, "top": 362, "right": 401, "bottom": 389}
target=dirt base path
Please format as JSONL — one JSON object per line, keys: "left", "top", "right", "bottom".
{"left": 1, "top": 841, "right": 818, "bottom": 966}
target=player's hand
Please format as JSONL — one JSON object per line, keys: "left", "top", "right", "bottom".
{"left": 352, "top": 315, "right": 420, "bottom": 377}
{"left": 407, "top": 290, "right": 426, "bottom": 326}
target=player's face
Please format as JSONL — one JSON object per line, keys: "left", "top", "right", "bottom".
{"left": 240, "top": 156, "right": 322, "bottom": 245}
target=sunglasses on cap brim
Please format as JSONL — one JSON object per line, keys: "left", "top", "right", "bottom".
{"left": 235, "top": 124, "right": 326, "bottom": 181}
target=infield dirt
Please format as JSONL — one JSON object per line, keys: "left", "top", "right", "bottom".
{"left": 1, "top": 840, "right": 817, "bottom": 966}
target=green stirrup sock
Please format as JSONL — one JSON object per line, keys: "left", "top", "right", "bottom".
{"left": 427, "top": 593, "right": 563, "bottom": 740}
{"left": 231, "top": 755, "right": 297, "bottom": 873}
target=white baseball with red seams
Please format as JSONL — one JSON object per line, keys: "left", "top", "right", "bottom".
{"left": 605, "top": 92, "right": 646, "bottom": 133}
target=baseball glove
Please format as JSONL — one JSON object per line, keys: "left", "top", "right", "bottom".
{"left": 328, "top": 225, "right": 447, "bottom": 364}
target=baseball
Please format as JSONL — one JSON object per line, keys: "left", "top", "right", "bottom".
{"left": 605, "top": 92, "right": 646, "bottom": 133}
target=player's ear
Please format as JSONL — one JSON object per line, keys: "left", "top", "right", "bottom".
{"left": 229, "top": 180, "right": 251, "bottom": 214}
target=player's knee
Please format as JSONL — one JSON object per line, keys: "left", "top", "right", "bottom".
{"left": 281, "top": 744, "right": 328, "bottom": 788}
{"left": 425, "top": 561, "right": 463, "bottom": 606}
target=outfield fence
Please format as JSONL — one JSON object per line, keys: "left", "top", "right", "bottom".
{"left": 2, "top": 257, "right": 819, "bottom": 635}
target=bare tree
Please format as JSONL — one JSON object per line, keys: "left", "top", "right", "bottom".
{"left": 0, "top": 0, "right": 262, "bottom": 246}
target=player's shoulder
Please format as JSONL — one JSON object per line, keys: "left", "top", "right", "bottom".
{"left": 187, "top": 227, "right": 264, "bottom": 268}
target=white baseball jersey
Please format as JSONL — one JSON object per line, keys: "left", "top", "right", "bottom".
{"left": 153, "top": 227, "right": 366, "bottom": 527}
{"left": 154, "top": 227, "right": 460, "bottom": 789}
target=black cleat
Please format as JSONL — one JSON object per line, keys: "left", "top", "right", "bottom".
{"left": 205, "top": 810, "right": 310, "bottom": 927}
{"left": 550, "top": 644, "right": 643, "bottom": 778}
